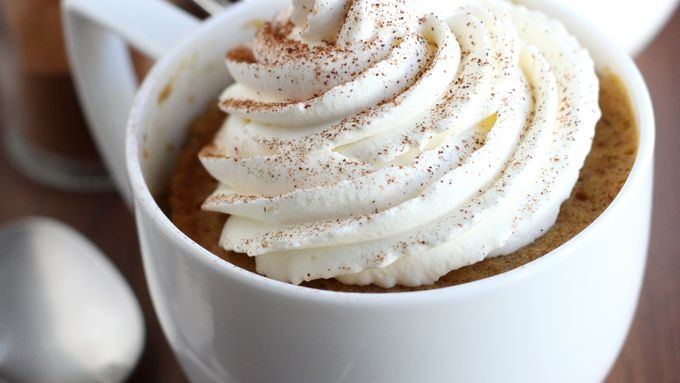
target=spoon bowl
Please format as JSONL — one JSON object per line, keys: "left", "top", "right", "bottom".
{"left": 0, "top": 217, "right": 144, "bottom": 383}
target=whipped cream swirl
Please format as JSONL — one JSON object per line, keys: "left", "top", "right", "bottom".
{"left": 199, "top": 0, "right": 600, "bottom": 287}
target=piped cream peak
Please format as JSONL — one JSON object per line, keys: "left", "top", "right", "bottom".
{"left": 198, "top": 0, "right": 600, "bottom": 287}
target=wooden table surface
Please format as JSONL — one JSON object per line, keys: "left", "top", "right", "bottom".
{"left": 0, "top": 7, "right": 678, "bottom": 383}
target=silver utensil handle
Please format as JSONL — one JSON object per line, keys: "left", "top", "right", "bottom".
{"left": 192, "top": 0, "right": 240, "bottom": 15}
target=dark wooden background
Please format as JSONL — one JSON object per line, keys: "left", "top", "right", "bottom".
{"left": 0, "top": 6, "right": 678, "bottom": 383}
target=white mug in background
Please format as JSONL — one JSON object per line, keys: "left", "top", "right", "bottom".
{"left": 562, "top": 0, "right": 678, "bottom": 55}
{"left": 62, "top": 0, "right": 654, "bottom": 382}
{"left": 418, "top": 0, "right": 679, "bottom": 55}
{"left": 195, "top": 0, "right": 680, "bottom": 54}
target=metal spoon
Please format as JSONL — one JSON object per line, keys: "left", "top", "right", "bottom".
{"left": 191, "top": 0, "right": 238, "bottom": 15}
{"left": 0, "top": 217, "right": 144, "bottom": 383}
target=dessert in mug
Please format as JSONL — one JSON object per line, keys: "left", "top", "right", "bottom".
{"left": 170, "top": 0, "right": 637, "bottom": 291}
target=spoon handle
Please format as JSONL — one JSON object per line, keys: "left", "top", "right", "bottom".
{"left": 191, "top": 0, "right": 240, "bottom": 15}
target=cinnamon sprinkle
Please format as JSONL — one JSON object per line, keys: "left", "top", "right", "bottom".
{"left": 226, "top": 46, "right": 256, "bottom": 64}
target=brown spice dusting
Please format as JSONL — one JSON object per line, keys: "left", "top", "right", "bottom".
{"left": 226, "top": 46, "right": 256, "bottom": 64}
{"left": 157, "top": 82, "right": 173, "bottom": 106}
{"left": 431, "top": 73, "right": 637, "bottom": 289}
{"left": 168, "top": 73, "right": 637, "bottom": 293}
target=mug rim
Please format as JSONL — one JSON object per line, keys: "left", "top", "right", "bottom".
{"left": 126, "top": 0, "right": 655, "bottom": 303}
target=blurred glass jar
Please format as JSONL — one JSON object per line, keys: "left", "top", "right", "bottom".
{"left": 0, "top": 0, "right": 111, "bottom": 191}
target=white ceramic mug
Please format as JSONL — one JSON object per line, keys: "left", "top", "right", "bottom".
{"left": 63, "top": 0, "right": 655, "bottom": 382}
{"left": 561, "top": 0, "right": 678, "bottom": 55}
{"left": 194, "top": 0, "right": 680, "bottom": 54}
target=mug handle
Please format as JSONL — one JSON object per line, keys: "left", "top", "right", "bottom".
{"left": 62, "top": 0, "right": 201, "bottom": 205}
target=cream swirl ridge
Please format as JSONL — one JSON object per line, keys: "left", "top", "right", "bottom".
{"left": 199, "top": 0, "right": 600, "bottom": 287}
